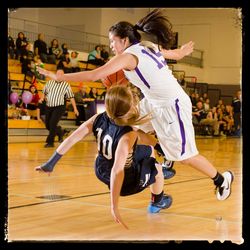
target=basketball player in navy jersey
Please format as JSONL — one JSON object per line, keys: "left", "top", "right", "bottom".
{"left": 38, "top": 8, "right": 233, "bottom": 202}
{"left": 36, "top": 85, "right": 172, "bottom": 229}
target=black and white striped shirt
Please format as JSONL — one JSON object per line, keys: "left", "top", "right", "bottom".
{"left": 43, "top": 80, "right": 75, "bottom": 107}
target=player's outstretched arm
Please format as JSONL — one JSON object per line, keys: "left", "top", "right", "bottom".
{"left": 161, "top": 41, "right": 194, "bottom": 60}
{"left": 35, "top": 114, "right": 98, "bottom": 174}
{"left": 110, "top": 131, "right": 137, "bottom": 229}
{"left": 37, "top": 53, "right": 136, "bottom": 83}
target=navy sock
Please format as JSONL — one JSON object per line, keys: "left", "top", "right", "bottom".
{"left": 212, "top": 172, "right": 224, "bottom": 186}
{"left": 151, "top": 191, "right": 164, "bottom": 203}
{"left": 41, "top": 151, "right": 62, "bottom": 172}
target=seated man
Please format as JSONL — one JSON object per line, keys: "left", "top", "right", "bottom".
{"left": 74, "top": 84, "right": 94, "bottom": 125}
{"left": 192, "top": 101, "right": 220, "bottom": 136}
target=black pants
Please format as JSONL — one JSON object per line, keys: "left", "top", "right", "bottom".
{"left": 76, "top": 104, "right": 86, "bottom": 125}
{"left": 41, "top": 114, "right": 61, "bottom": 139}
{"left": 233, "top": 112, "right": 241, "bottom": 131}
{"left": 45, "top": 105, "right": 65, "bottom": 144}
{"left": 40, "top": 53, "right": 56, "bottom": 64}
{"left": 85, "top": 101, "right": 96, "bottom": 120}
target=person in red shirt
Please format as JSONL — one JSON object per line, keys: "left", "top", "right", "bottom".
{"left": 26, "top": 85, "right": 40, "bottom": 110}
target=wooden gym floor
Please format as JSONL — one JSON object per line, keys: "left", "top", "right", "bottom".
{"left": 7, "top": 136, "right": 243, "bottom": 243}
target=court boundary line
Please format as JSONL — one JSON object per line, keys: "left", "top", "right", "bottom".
{"left": 9, "top": 176, "right": 208, "bottom": 209}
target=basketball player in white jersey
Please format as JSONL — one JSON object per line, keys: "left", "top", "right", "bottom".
{"left": 38, "top": 8, "right": 233, "bottom": 201}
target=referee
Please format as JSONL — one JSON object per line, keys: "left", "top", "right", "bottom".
{"left": 40, "top": 69, "right": 79, "bottom": 147}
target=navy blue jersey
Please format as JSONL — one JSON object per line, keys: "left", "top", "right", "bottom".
{"left": 93, "top": 112, "right": 133, "bottom": 185}
{"left": 92, "top": 112, "right": 157, "bottom": 196}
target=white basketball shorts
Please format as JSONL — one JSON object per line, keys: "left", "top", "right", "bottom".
{"left": 138, "top": 96, "right": 199, "bottom": 161}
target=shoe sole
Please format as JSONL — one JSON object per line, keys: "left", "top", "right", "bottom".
{"left": 226, "top": 171, "right": 234, "bottom": 199}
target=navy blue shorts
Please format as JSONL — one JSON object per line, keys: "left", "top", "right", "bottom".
{"left": 95, "top": 145, "right": 158, "bottom": 196}
{"left": 121, "top": 145, "right": 158, "bottom": 196}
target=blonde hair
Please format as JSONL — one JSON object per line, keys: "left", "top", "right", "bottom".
{"left": 105, "top": 85, "right": 150, "bottom": 126}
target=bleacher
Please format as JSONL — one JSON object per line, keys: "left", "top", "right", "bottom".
{"left": 8, "top": 58, "right": 106, "bottom": 132}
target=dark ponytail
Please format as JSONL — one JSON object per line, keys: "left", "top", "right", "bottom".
{"left": 109, "top": 21, "right": 141, "bottom": 44}
{"left": 109, "top": 9, "right": 175, "bottom": 50}
{"left": 135, "top": 8, "right": 175, "bottom": 50}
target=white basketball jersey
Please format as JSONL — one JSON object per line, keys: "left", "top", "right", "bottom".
{"left": 124, "top": 42, "right": 198, "bottom": 161}
{"left": 123, "top": 42, "right": 188, "bottom": 106}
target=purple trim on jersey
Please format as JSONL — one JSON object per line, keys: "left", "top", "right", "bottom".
{"left": 141, "top": 49, "right": 164, "bottom": 69}
{"left": 135, "top": 67, "right": 150, "bottom": 89}
{"left": 148, "top": 48, "right": 167, "bottom": 66}
{"left": 175, "top": 98, "right": 186, "bottom": 156}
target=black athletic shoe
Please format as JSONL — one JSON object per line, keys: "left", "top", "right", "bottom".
{"left": 215, "top": 171, "right": 234, "bottom": 200}
{"left": 44, "top": 143, "right": 54, "bottom": 148}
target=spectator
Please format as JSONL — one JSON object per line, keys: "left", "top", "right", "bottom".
{"left": 34, "top": 33, "right": 56, "bottom": 64}
{"left": 223, "top": 105, "right": 234, "bottom": 135}
{"left": 101, "top": 46, "right": 110, "bottom": 63}
{"left": 198, "top": 96, "right": 204, "bottom": 103}
{"left": 89, "top": 87, "right": 99, "bottom": 99}
{"left": 216, "top": 99, "right": 225, "bottom": 110}
{"left": 34, "top": 57, "right": 46, "bottom": 81}
{"left": 49, "top": 39, "right": 62, "bottom": 61}
{"left": 88, "top": 45, "right": 105, "bottom": 66}
{"left": 215, "top": 107, "right": 227, "bottom": 136}
{"left": 203, "top": 98, "right": 211, "bottom": 112}
{"left": 70, "top": 51, "right": 80, "bottom": 72}
{"left": 40, "top": 69, "right": 79, "bottom": 147}
{"left": 61, "top": 43, "right": 69, "bottom": 59}
{"left": 192, "top": 101, "right": 220, "bottom": 136}
{"left": 74, "top": 84, "right": 93, "bottom": 125}
{"left": 190, "top": 92, "right": 197, "bottom": 108}
{"left": 20, "top": 43, "right": 35, "bottom": 79}
{"left": 202, "top": 93, "right": 208, "bottom": 100}
{"left": 57, "top": 52, "right": 72, "bottom": 73}
{"left": 232, "top": 90, "right": 241, "bottom": 136}
{"left": 15, "top": 32, "right": 28, "bottom": 60}
{"left": 195, "top": 93, "right": 200, "bottom": 103}
{"left": 89, "top": 87, "right": 105, "bottom": 100}
{"left": 8, "top": 33, "right": 16, "bottom": 59}
{"left": 25, "top": 84, "right": 40, "bottom": 111}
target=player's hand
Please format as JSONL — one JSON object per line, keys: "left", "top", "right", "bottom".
{"left": 37, "top": 67, "right": 58, "bottom": 81}
{"left": 111, "top": 207, "right": 129, "bottom": 229}
{"left": 180, "top": 41, "right": 194, "bottom": 56}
